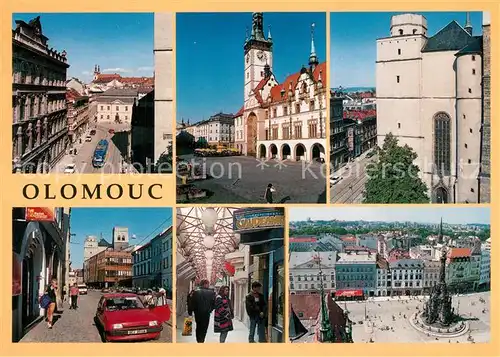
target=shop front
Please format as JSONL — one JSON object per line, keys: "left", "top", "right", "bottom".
{"left": 233, "top": 208, "right": 285, "bottom": 343}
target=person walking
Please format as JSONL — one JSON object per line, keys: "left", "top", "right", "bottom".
{"left": 264, "top": 183, "right": 276, "bottom": 204}
{"left": 188, "top": 280, "right": 215, "bottom": 343}
{"left": 69, "top": 283, "right": 79, "bottom": 310}
{"left": 45, "top": 278, "right": 58, "bottom": 329}
{"left": 214, "top": 286, "right": 233, "bottom": 343}
{"left": 245, "top": 281, "right": 267, "bottom": 343}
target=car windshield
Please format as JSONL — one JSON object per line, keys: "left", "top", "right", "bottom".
{"left": 105, "top": 297, "right": 144, "bottom": 311}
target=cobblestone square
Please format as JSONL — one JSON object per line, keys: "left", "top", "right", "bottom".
{"left": 177, "top": 155, "right": 327, "bottom": 203}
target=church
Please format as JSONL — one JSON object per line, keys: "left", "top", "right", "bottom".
{"left": 376, "top": 13, "right": 490, "bottom": 203}
{"left": 234, "top": 13, "right": 327, "bottom": 162}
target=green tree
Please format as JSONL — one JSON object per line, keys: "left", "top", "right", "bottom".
{"left": 155, "top": 144, "right": 173, "bottom": 173}
{"left": 363, "top": 133, "right": 429, "bottom": 203}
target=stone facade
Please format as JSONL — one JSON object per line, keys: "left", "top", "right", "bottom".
{"left": 12, "top": 16, "right": 70, "bottom": 173}
{"left": 479, "top": 14, "right": 491, "bottom": 202}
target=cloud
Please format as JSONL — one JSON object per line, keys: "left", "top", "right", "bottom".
{"left": 137, "top": 66, "right": 154, "bottom": 72}
{"left": 102, "top": 68, "right": 132, "bottom": 73}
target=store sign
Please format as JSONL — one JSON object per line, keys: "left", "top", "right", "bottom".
{"left": 13, "top": 253, "right": 22, "bottom": 296}
{"left": 25, "top": 207, "right": 55, "bottom": 222}
{"left": 233, "top": 208, "right": 285, "bottom": 233}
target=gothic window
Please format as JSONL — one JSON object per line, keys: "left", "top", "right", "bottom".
{"left": 434, "top": 112, "right": 451, "bottom": 175}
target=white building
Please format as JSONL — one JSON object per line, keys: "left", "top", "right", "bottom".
{"left": 234, "top": 13, "right": 327, "bottom": 161}
{"left": 423, "top": 259, "right": 440, "bottom": 292}
{"left": 375, "top": 258, "right": 390, "bottom": 296}
{"left": 289, "top": 252, "right": 336, "bottom": 294}
{"left": 193, "top": 112, "right": 234, "bottom": 145}
{"left": 154, "top": 13, "right": 174, "bottom": 160}
{"left": 388, "top": 258, "right": 424, "bottom": 295}
{"left": 83, "top": 236, "right": 108, "bottom": 261}
{"left": 376, "top": 13, "right": 485, "bottom": 203}
{"left": 479, "top": 243, "right": 490, "bottom": 287}
{"left": 94, "top": 88, "right": 136, "bottom": 125}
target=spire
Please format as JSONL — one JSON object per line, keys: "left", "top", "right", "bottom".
{"left": 245, "top": 26, "right": 249, "bottom": 42}
{"left": 309, "top": 23, "right": 319, "bottom": 67}
{"left": 315, "top": 254, "right": 333, "bottom": 342}
{"left": 465, "top": 12, "right": 473, "bottom": 35}
{"left": 252, "top": 12, "right": 265, "bottom": 41}
{"left": 267, "top": 25, "right": 272, "bottom": 42}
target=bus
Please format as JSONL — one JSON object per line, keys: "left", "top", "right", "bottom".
{"left": 92, "top": 139, "right": 109, "bottom": 168}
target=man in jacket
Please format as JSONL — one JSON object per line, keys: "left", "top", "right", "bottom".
{"left": 245, "top": 281, "right": 267, "bottom": 343}
{"left": 188, "top": 280, "right": 215, "bottom": 343}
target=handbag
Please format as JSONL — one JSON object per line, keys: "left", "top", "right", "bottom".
{"left": 40, "top": 294, "right": 51, "bottom": 309}
{"left": 182, "top": 316, "right": 193, "bottom": 336}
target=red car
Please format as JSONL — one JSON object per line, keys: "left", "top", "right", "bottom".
{"left": 95, "top": 293, "right": 168, "bottom": 342}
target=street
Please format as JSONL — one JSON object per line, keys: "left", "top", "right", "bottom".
{"left": 20, "top": 290, "right": 172, "bottom": 343}
{"left": 177, "top": 312, "right": 249, "bottom": 343}
{"left": 345, "top": 292, "right": 490, "bottom": 343}
{"left": 52, "top": 122, "right": 131, "bottom": 174}
{"left": 330, "top": 152, "right": 378, "bottom": 203}
{"left": 177, "top": 155, "right": 327, "bottom": 203}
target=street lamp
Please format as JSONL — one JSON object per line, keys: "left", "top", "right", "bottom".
{"left": 202, "top": 208, "right": 218, "bottom": 235}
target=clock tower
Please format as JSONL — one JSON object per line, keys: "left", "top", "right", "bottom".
{"left": 244, "top": 12, "right": 273, "bottom": 103}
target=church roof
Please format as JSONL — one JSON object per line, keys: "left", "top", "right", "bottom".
{"left": 98, "top": 238, "right": 112, "bottom": 247}
{"left": 455, "top": 35, "right": 483, "bottom": 56}
{"left": 422, "top": 20, "right": 476, "bottom": 53}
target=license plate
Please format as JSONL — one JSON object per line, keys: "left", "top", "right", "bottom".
{"left": 127, "top": 329, "right": 147, "bottom": 335}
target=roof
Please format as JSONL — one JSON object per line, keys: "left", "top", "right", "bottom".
{"left": 337, "top": 252, "right": 376, "bottom": 264}
{"left": 100, "top": 88, "right": 138, "bottom": 97}
{"left": 448, "top": 247, "right": 472, "bottom": 258}
{"left": 66, "top": 88, "right": 82, "bottom": 101}
{"left": 234, "top": 106, "right": 244, "bottom": 118}
{"left": 376, "top": 257, "right": 389, "bottom": 269}
{"left": 289, "top": 294, "right": 320, "bottom": 320}
{"left": 389, "top": 258, "right": 424, "bottom": 269}
{"left": 456, "top": 36, "right": 482, "bottom": 56}
{"left": 289, "top": 236, "right": 317, "bottom": 243}
{"left": 93, "top": 74, "right": 121, "bottom": 83}
{"left": 422, "top": 21, "right": 475, "bottom": 53}
{"left": 290, "top": 251, "right": 336, "bottom": 269}
{"left": 98, "top": 238, "right": 112, "bottom": 247}
{"left": 344, "top": 109, "right": 377, "bottom": 122}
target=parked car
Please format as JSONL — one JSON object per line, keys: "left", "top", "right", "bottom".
{"left": 85, "top": 135, "right": 92, "bottom": 142}
{"left": 330, "top": 175, "right": 342, "bottom": 185}
{"left": 94, "top": 293, "right": 168, "bottom": 342}
{"left": 64, "top": 163, "right": 76, "bottom": 174}
{"left": 78, "top": 284, "right": 88, "bottom": 295}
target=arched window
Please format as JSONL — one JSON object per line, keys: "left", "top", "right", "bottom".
{"left": 434, "top": 112, "right": 451, "bottom": 176}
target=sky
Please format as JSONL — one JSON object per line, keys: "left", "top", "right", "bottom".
{"left": 177, "top": 12, "right": 326, "bottom": 123}
{"left": 289, "top": 207, "right": 490, "bottom": 225}
{"left": 331, "top": 12, "right": 484, "bottom": 88}
{"left": 12, "top": 13, "right": 154, "bottom": 83}
{"left": 69, "top": 207, "right": 172, "bottom": 268}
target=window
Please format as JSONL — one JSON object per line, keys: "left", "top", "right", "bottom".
{"left": 398, "top": 123, "right": 401, "bottom": 129}
{"left": 468, "top": 159, "right": 471, "bottom": 164}
{"left": 116, "top": 106, "right": 119, "bottom": 111}
{"left": 468, "top": 88, "right": 472, "bottom": 93}
{"left": 101, "top": 105, "right": 104, "bottom": 110}
{"left": 413, "top": 29, "right": 417, "bottom": 34}
{"left": 273, "top": 108, "right": 277, "bottom": 118}
{"left": 107, "top": 106, "right": 110, "bottom": 110}
{"left": 472, "top": 69, "right": 476, "bottom": 75}
{"left": 100, "top": 115, "right": 103, "bottom": 119}
{"left": 465, "top": 143, "right": 468, "bottom": 149}
{"left": 309, "top": 101, "right": 315, "bottom": 111}
{"left": 399, "top": 29, "right": 403, "bottom": 35}
{"left": 107, "top": 115, "right": 110, "bottom": 119}
{"left": 125, "top": 106, "right": 128, "bottom": 111}
{"left": 470, "top": 128, "right": 473, "bottom": 133}
{"left": 283, "top": 106, "right": 288, "bottom": 116}
{"left": 434, "top": 112, "right": 451, "bottom": 175}
{"left": 472, "top": 55, "right": 476, "bottom": 61}
{"left": 260, "top": 71, "right": 264, "bottom": 77}
{"left": 396, "top": 75, "right": 400, "bottom": 83}
{"left": 398, "top": 49, "right": 401, "bottom": 55}
{"left": 295, "top": 103, "right": 300, "bottom": 114}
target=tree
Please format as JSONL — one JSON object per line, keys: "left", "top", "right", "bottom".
{"left": 154, "top": 143, "right": 173, "bottom": 173}
{"left": 363, "top": 133, "right": 429, "bottom": 203}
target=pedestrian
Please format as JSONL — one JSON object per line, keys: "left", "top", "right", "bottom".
{"left": 188, "top": 280, "right": 215, "bottom": 343}
{"left": 264, "top": 183, "right": 275, "bottom": 204}
{"left": 45, "top": 278, "right": 58, "bottom": 329}
{"left": 70, "top": 283, "right": 79, "bottom": 310}
{"left": 156, "top": 288, "right": 168, "bottom": 306}
{"left": 214, "top": 285, "right": 233, "bottom": 343}
{"left": 143, "top": 289, "right": 155, "bottom": 307}
{"left": 245, "top": 281, "right": 266, "bottom": 343}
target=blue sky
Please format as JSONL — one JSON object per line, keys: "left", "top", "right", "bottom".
{"left": 289, "top": 207, "right": 490, "bottom": 225}
{"left": 177, "top": 12, "right": 326, "bottom": 123}
{"left": 69, "top": 207, "right": 172, "bottom": 268}
{"left": 12, "top": 13, "right": 154, "bottom": 83}
{"left": 331, "top": 12, "right": 484, "bottom": 87}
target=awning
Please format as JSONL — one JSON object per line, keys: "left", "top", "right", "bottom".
{"left": 335, "top": 289, "right": 364, "bottom": 297}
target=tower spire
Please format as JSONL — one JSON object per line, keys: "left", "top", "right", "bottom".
{"left": 252, "top": 12, "right": 265, "bottom": 41}
{"left": 309, "top": 23, "right": 319, "bottom": 68}
{"left": 267, "top": 25, "right": 272, "bottom": 42}
{"left": 465, "top": 12, "right": 473, "bottom": 35}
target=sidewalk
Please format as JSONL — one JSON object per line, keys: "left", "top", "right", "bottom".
{"left": 177, "top": 312, "right": 249, "bottom": 343}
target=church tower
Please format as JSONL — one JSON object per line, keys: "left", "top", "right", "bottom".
{"left": 244, "top": 12, "right": 273, "bottom": 103}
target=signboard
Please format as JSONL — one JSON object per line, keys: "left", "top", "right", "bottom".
{"left": 12, "top": 253, "right": 22, "bottom": 296}
{"left": 233, "top": 208, "right": 285, "bottom": 233}
{"left": 25, "top": 207, "right": 55, "bottom": 222}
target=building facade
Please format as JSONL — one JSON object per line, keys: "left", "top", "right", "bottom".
{"left": 161, "top": 227, "right": 174, "bottom": 293}
{"left": 423, "top": 259, "right": 440, "bottom": 293}
{"left": 94, "top": 88, "right": 137, "bottom": 125}
{"left": 85, "top": 249, "right": 133, "bottom": 288}
{"left": 233, "top": 13, "right": 327, "bottom": 161}
{"left": 289, "top": 252, "right": 336, "bottom": 294}
{"left": 132, "top": 242, "right": 152, "bottom": 288}
{"left": 66, "top": 88, "right": 90, "bottom": 145}
{"left": 12, "top": 207, "right": 71, "bottom": 342}
{"left": 376, "top": 13, "right": 487, "bottom": 203}
{"left": 335, "top": 252, "right": 377, "bottom": 296}
{"left": 154, "top": 13, "right": 174, "bottom": 161}
{"left": 331, "top": 92, "right": 347, "bottom": 171}
{"left": 479, "top": 244, "right": 490, "bottom": 288}
{"left": 112, "top": 226, "right": 129, "bottom": 251}
{"left": 193, "top": 112, "right": 235, "bottom": 146}
{"left": 479, "top": 12, "right": 491, "bottom": 202}
{"left": 12, "top": 16, "right": 70, "bottom": 173}
{"left": 388, "top": 258, "right": 424, "bottom": 296}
